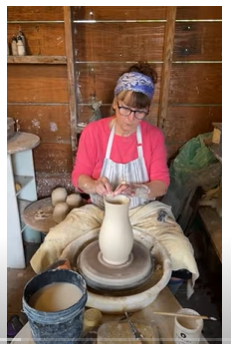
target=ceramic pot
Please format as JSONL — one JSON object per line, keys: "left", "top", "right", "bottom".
{"left": 99, "top": 195, "right": 133, "bottom": 265}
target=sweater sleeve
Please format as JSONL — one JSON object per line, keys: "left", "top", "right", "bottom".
{"left": 71, "top": 124, "right": 97, "bottom": 189}
{"left": 149, "top": 129, "right": 170, "bottom": 188}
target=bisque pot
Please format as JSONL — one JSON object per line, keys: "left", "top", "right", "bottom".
{"left": 99, "top": 195, "right": 133, "bottom": 265}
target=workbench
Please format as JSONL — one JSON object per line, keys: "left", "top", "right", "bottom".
{"left": 11, "top": 287, "right": 208, "bottom": 343}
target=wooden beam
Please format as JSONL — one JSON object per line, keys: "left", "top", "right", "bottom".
{"left": 63, "top": 6, "right": 78, "bottom": 160}
{"left": 157, "top": 6, "right": 176, "bottom": 130}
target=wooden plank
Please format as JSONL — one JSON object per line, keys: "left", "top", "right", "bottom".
{"left": 72, "top": 6, "right": 167, "bottom": 20}
{"left": 7, "top": 105, "right": 71, "bottom": 142}
{"left": 169, "top": 63, "right": 222, "bottom": 104}
{"left": 33, "top": 143, "right": 73, "bottom": 173}
{"left": 198, "top": 206, "right": 222, "bottom": 262}
{"left": 164, "top": 106, "right": 222, "bottom": 142}
{"left": 73, "top": 22, "right": 165, "bottom": 62}
{"left": 158, "top": 6, "right": 176, "bottom": 129}
{"left": 165, "top": 142, "right": 184, "bottom": 160}
{"left": 7, "top": 56, "right": 67, "bottom": 64}
{"left": 7, "top": 6, "right": 64, "bottom": 21}
{"left": 173, "top": 22, "right": 222, "bottom": 61}
{"left": 176, "top": 6, "right": 222, "bottom": 20}
{"left": 64, "top": 6, "right": 78, "bottom": 157}
{"left": 75, "top": 63, "right": 162, "bottom": 104}
{"left": 7, "top": 23, "right": 66, "bottom": 56}
{"left": 7, "top": 65, "right": 68, "bottom": 103}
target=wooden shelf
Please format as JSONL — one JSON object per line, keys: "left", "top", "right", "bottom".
{"left": 15, "top": 175, "right": 34, "bottom": 196}
{"left": 7, "top": 55, "right": 67, "bottom": 64}
{"left": 198, "top": 206, "right": 222, "bottom": 263}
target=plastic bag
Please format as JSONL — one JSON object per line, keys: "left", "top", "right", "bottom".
{"left": 170, "top": 132, "right": 217, "bottom": 183}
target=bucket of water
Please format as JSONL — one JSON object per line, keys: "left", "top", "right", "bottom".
{"left": 22, "top": 269, "right": 88, "bottom": 344}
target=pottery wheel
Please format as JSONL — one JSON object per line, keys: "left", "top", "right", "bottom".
{"left": 77, "top": 240, "right": 153, "bottom": 291}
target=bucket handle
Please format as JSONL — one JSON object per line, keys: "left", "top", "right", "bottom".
{"left": 46, "top": 258, "right": 71, "bottom": 271}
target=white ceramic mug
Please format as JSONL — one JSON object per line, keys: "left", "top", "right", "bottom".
{"left": 174, "top": 308, "right": 203, "bottom": 344}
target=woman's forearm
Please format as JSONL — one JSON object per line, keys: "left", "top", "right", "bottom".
{"left": 145, "top": 180, "right": 168, "bottom": 199}
{"left": 77, "top": 175, "right": 97, "bottom": 194}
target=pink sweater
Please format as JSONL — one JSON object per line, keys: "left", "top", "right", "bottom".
{"left": 72, "top": 117, "right": 170, "bottom": 189}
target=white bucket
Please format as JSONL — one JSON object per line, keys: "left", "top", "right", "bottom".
{"left": 174, "top": 308, "right": 204, "bottom": 344}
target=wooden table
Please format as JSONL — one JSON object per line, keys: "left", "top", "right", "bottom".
{"left": 198, "top": 206, "right": 222, "bottom": 263}
{"left": 11, "top": 287, "right": 208, "bottom": 344}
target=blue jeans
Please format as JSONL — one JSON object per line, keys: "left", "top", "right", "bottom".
{"left": 167, "top": 278, "right": 184, "bottom": 295}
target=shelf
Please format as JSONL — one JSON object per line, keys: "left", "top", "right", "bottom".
{"left": 15, "top": 175, "right": 34, "bottom": 196}
{"left": 7, "top": 55, "right": 67, "bottom": 64}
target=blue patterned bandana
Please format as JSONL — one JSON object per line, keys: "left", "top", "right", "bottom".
{"left": 114, "top": 72, "right": 155, "bottom": 99}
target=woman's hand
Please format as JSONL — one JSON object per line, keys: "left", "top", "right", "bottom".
{"left": 94, "top": 176, "right": 112, "bottom": 196}
{"left": 113, "top": 182, "right": 150, "bottom": 198}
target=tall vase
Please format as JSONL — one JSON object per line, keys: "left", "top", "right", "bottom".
{"left": 99, "top": 195, "right": 134, "bottom": 265}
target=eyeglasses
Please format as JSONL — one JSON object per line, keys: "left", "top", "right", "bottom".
{"left": 117, "top": 102, "right": 148, "bottom": 120}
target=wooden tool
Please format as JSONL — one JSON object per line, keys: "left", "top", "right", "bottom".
{"left": 152, "top": 310, "right": 217, "bottom": 321}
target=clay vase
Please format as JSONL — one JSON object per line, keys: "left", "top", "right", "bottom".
{"left": 99, "top": 195, "right": 134, "bottom": 265}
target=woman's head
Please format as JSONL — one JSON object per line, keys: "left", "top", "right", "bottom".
{"left": 114, "top": 61, "right": 157, "bottom": 109}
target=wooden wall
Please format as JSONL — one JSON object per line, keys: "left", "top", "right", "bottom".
{"left": 7, "top": 6, "right": 222, "bottom": 197}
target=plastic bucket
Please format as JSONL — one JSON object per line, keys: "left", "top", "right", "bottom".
{"left": 22, "top": 269, "right": 88, "bottom": 344}
{"left": 174, "top": 308, "right": 203, "bottom": 344}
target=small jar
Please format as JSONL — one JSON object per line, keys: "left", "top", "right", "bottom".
{"left": 11, "top": 36, "right": 18, "bottom": 56}
{"left": 17, "top": 30, "right": 26, "bottom": 54}
{"left": 17, "top": 36, "right": 26, "bottom": 56}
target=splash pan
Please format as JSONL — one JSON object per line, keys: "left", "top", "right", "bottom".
{"left": 61, "top": 228, "right": 172, "bottom": 314}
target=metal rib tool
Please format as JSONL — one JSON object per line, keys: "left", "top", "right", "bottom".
{"left": 124, "top": 311, "right": 144, "bottom": 342}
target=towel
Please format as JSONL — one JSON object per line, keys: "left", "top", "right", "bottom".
{"left": 30, "top": 201, "right": 199, "bottom": 297}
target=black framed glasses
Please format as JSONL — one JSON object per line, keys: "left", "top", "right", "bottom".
{"left": 117, "top": 102, "right": 148, "bottom": 120}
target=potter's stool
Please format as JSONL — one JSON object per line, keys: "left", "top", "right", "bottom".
{"left": 22, "top": 197, "right": 55, "bottom": 238}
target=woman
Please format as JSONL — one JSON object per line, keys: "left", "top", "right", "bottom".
{"left": 31, "top": 62, "right": 197, "bottom": 297}
{"left": 72, "top": 61, "right": 170, "bottom": 209}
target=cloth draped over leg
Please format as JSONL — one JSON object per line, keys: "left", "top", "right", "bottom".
{"left": 30, "top": 201, "right": 199, "bottom": 298}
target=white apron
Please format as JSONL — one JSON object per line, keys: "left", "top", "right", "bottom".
{"left": 90, "top": 124, "right": 150, "bottom": 209}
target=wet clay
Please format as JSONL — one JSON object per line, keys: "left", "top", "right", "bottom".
{"left": 29, "top": 282, "right": 83, "bottom": 312}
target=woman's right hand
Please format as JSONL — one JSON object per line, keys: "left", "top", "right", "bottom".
{"left": 94, "top": 176, "right": 112, "bottom": 196}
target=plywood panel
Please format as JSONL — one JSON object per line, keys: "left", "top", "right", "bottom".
{"left": 75, "top": 63, "right": 162, "bottom": 104}
{"left": 74, "top": 23, "right": 165, "bottom": 62}
{"left": 72, "top": 6, "right": 167, "bottom": 20}
{"left": 169, "top": 63, "right": 222, "bottom": 104}
{"left": 164, "top": 106, "right": 222, "bottom": 142}
{"left": 7, "top": 23, "right": 65, "bottom": 56}
{"left": 74, "top": 22, "right": 164, "bottom": 62}
{"left": 176, "top": 6, "right": 222, "bottom": 20}
{"left": 173, "top": 22, "right": 222, "bottom": 61}
{"left": 7, "top": 65, "right": 68, "bottom": 103}
{"left": 33, "top": 143, "right": 73, "bottom": 173}
{"left": 7, "top": 105, "right": 71, "bottom": 142}
{"left": 7, "top": 6, "right": 64, "bottom": 21}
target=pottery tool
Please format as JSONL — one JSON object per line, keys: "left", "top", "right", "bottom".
{"left": 152, "top": 310, "right": 217, "bottom": 321}
{"left": 125, "top": 311, "right": 144, "bottom": 342}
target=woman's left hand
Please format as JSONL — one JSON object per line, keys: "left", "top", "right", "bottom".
{"left": 113, "top": 182, "right": 150, "bottom": 198}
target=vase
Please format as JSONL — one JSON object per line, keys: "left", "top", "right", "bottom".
{"left": 99, "top": 195, "right": 134, "bottom": 265}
